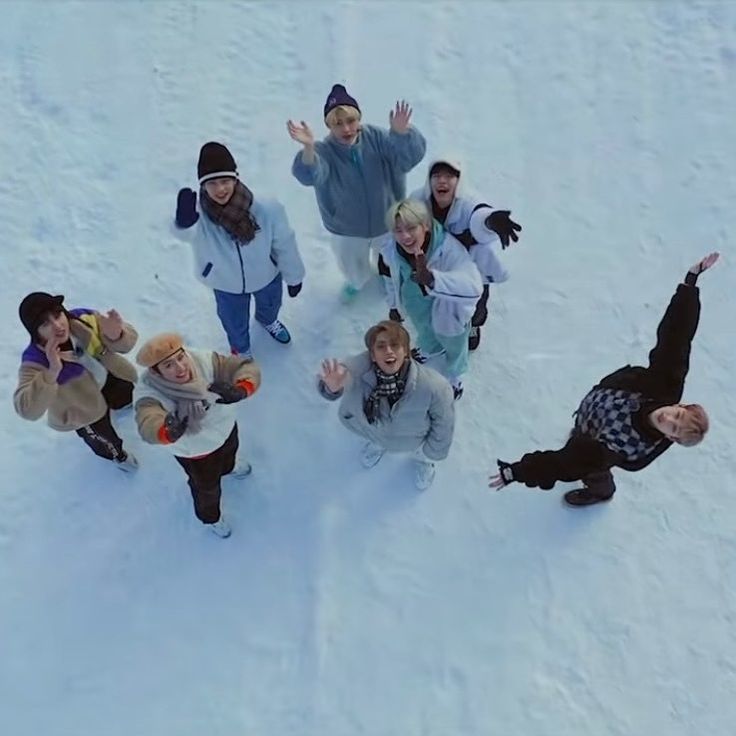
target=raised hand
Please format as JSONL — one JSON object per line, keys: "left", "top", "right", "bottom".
{"left": 99, "top": 309, "right": 124, "bottom": 340}
{"left": 287, "top": 120, "right": 316, "bottom": 147}
{"left": 320, "top": 359, "right": 349, "bottom": 394}
{"left": 689, "top": 251, "right": 720, "bottom": 275}
{"left": 489, "top": 473, "right": 507, "bottom": 490}
{"left": 163, "top": 412, "right": 188, "bottom": 443}
{"left": 389, "top": 100, "right": 413, "bottom": 134}
{"left": 208, "top": 381, "right": 248, "bottom": 405}
{"left": 176, "top": 188, "right": 198, "bottom": 228}
{"left": 489, "top": 459, "right": 515, "bottom": 490}
{"left": 485, "top": 210, "right": 522, "bottom": 250}
{"left": 44, "top": 336, "right": 65, "bottom": 379}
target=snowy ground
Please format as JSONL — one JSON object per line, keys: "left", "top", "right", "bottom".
{"left": 1, "top": 2, "right": 735, "bottom": 735}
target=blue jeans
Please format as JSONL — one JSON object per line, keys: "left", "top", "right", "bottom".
{"left": 214, "top": 274, "right": 283, "bottom": 353}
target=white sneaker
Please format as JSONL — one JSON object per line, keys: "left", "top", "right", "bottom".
{"left": 208, "top": 517, "right": 231, "bottom": 538}
{"left": 230, "top": 459, "right": 252, "bottom": 478}
{"left": 414, "top": 460, "right": 436, "bottom": 490}
{"left": 115, "top": 452, "right": 139, "bottom": 473}
{"left": 360, "top": 441, "right": 385, "bottom": 469}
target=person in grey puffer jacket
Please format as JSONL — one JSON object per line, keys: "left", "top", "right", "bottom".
{"left": 318, "top": 320, "right": 454, "bottom": 490}
{"left": 288, "top": 84, "right": 426, "bottom": 302}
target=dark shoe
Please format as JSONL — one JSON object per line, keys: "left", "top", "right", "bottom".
{"left": 452, "top": 382, "right": 464, "bottom": 401}
{"left": 563, "top": 488, "right": 613, "bottom": 507}
{"left": 469, "top": 326, "right": 481, "bottom": 351}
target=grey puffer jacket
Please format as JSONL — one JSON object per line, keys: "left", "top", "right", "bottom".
{"left": 319, "top": 352, "right": 455, "bottom": 460}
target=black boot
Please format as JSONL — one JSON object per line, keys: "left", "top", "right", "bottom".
{"left": 469, "top": 326, "right": 481, "bottom": 351}
{"left": 563, "top": 488, "right": 614, "bottom": 507}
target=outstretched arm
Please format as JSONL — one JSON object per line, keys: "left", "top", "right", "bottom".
{"left": 647, "top": 252, "right": 719, "bottom": 394}
{"left": 489, "top": 433, "right": 612, "bottom": 491}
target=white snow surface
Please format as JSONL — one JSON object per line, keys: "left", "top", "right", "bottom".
{"left": 1, "top": 2, "right": 735, "bottom": 735}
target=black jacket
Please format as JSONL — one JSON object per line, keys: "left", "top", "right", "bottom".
{"left": 509, "top": 280, "right": 701, "bottom": 489}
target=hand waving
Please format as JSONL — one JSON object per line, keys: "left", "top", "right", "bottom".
{"left": 389, "top": 100, "right": 413, "bottom": 134}
{"left": 320, "top": 359, "right": 349, "bottom": 394}
{"left": 287, "top": 120, "right": 316, "bottom": 147}
{"left": 99, "top": 309, "right": 124, "bottom": 340}
{"left": 689, "top": 251, "right": 720, "bottom": 275}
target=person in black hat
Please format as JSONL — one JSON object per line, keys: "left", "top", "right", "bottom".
{"left": 13, "top": 292, "right": 140, "bottom": 471}
{"left": 287, "top": 84, "right": 426, "bottom": 303}
{"left": 173, "top": 141, "right": 305, "bottom": 361}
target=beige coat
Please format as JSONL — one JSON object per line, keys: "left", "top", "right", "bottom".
{"left": 13, "top": 313, "right": 138, "bottom": 432}
{"left": 134, "top": 350, "right": 261, "bottom": 458}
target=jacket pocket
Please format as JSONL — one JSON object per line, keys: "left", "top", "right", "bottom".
{"left": 201, "top": 262, "right": 213, "bottom": 278}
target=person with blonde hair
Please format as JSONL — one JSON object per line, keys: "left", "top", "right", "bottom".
{"left": 134, "top": 333, "right": 261, "bottom": 538}
{"left": 490, "top": 252, "right": 719, "bottom": 506}
{"left": 318, "top": 320, "right": 454, "bottom": 490}
{"left": 378, "top": 198, "right": 483, "bottom": 400}
{"left": 288, "top": 84, "right": 426, "bottom": 302}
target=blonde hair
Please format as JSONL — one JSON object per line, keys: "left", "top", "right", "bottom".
{"left": 325, "top": 105, "right": 361, "bottom": 126}
{"left": 675, "top": 404, "right": 709, "bottom": 447}
{"left": 385, "top": 198, "right": 432, "bottom": 232}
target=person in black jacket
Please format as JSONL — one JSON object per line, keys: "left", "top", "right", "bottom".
{"left": 489, "top": 252, "right": 719, "bottom": 506}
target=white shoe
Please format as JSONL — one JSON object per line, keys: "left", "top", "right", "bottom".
{"left": 207, "top": 517, "right": 231, "bottom": 538}
{"left": 230, "top": 459, "right": 252, "bottom": 478}
{"left": 414, "top": 460, "right": 436, "bottom": 491}
{"left": 115, "top": 452, "right": 139, "bottom": 473}
{"left": 237, "top": 350, "right": 254, "bottom": 363}
{"left": 360, "top": 441, "right": 385, "bottom": 469}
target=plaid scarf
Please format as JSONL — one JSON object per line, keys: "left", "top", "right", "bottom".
{"left": 363, "top": 360, "right": 410, "bottom": 425}
{"left": 200, "top": 180, "right": 260, "bottom": 245}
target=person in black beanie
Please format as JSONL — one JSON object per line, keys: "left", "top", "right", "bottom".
{"left": 174, "top": 141, "right": 305, "bottom": 361}
{"left": 489, "top": 252, "right": 719, "bottom": 506}
{"left": 288, "top": 84, "right": 426, "bottom": 303}
{"left": 13, "top": 292, "right": 140, "bottom": 471}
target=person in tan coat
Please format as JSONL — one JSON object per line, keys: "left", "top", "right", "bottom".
{"left": 13, "top": 292, "right": 139, "bottom": 471}
{"left": 134, "top": 333, "right": 261, "bottom": 538}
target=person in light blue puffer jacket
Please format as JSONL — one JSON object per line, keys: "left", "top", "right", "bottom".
{"left": 288, "top": 84, "right": 426, "bottom": 302}
{"left": 174, "top": 142, "right": 305, "bottom": 361}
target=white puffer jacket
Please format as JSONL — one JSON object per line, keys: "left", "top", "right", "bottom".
{"left": 410, "top": 155, "right": 509, "bottom": 284}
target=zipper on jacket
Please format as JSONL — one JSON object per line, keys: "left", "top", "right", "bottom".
{"left": 234, "top": 241, "right": 247, "bottom": 294}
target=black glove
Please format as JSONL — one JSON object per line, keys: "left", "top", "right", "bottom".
{"left": 496, "top": 459, "right": 516, "bottom": 486}
{"left": 208, "top": 381, "right": 249, "bottom": 405}
{"left": 287, "top": 283, "right": 302, "bottom": 298}
{"left": 176, "top": 188, "right": 199, "bottom": 228}
{"left": 388, "top": 308, "right": 403, "bottom": 323}
{"left": 485, "top": 210, "right": 521, "bottom": 249}
{"left": 163, "top": 412, "right": 188, "bottom": 443}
